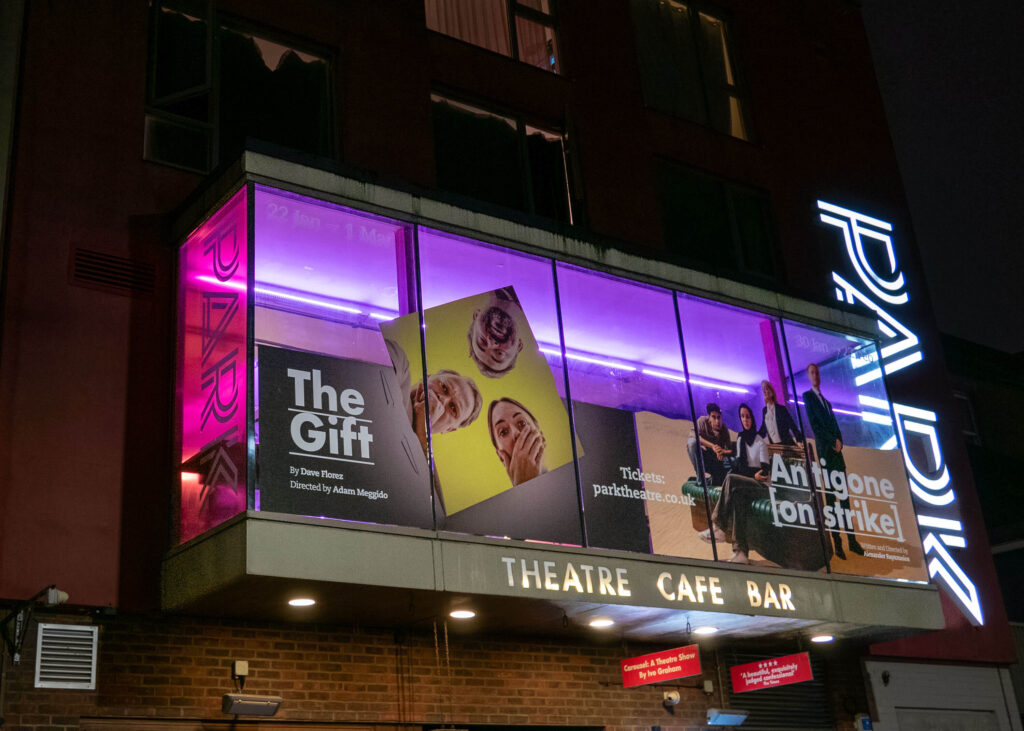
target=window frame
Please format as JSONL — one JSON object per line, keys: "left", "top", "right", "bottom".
{"left": 429, "top": 91, "right": 579, "bottom": 225}
{"left": 425, "top": 0, "right": 562, "bottom": 74}
{"left": 631, "top": 0, "right": 753, "bottom": 141}
{"left": 656, "top": 158, "right": 780, "bottom": 284}
{"left": 508, "top": 0, "right": 560, "bottom": 73}
{"left": 144, "top": 1, "right": 337, "bottom": 173}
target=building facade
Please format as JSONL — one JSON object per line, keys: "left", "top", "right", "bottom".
{"left": 0, "top": 1, "right": 1018, "bottom": 730}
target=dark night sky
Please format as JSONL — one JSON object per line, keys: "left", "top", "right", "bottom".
{"left": 860, "top": 1, "right": 1024, "bottom": 354}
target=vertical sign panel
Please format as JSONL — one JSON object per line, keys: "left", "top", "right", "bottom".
{"left": 177, "top": 188, "right": 248, "bottom": 543}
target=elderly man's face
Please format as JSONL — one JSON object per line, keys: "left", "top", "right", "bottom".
{"left": 762, "top": 381, "right": 776, "bottom": 405}
{"left": 426, "top": 372, "right": 475, "bottom": 433}
{"left": 470, "top": 305, "right": 523, "bottom": 374}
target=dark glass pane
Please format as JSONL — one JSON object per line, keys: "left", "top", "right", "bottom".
{"left": 525, "top": 126, "right": 570, "bottom": 221}
{"left": 152, "top": 4, "right": 208, "bottom": 108}
{"left": 416, "top": 230, "right": 581, "bottom": 546}
{"left": 658, "top": 163, "right": 734, "bottom": 271}
{"left": 630, "top": 0, "right": 706, "bottom": 123}
{"left": 678, "top": 294, "right": 830, "bottom": 572}
{"left": 732, "top": 188, "right": 775, "bottom": 277}
{"left": 218, "top": 27, "right": 331, "bottom": 162}
{"left": 144, "top": 113, "right": 211, "bottom": 172}
{"left": 160, "top": 95, "right": 209, "bottom": 121}
{"left": 432, "top": 98, "right": 525, "bottom": 212}
{"left": 782, "top": 320, "right": 928, "bottom": 581}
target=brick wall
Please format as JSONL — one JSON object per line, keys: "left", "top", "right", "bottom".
{"left": 1, "top": 612, "right": 865, "bottom": 730}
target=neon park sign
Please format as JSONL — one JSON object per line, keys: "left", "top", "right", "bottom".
{"left": 818, "top": 200, "right": 983, "bottom": 625}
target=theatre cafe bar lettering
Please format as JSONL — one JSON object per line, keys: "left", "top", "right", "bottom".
{"left": 500, "top": 557, "right": 797, "bottom": 612}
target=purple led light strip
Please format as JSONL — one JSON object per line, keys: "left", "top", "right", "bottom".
{"left": 196, "top": 275, "right": 397, "bottom": 321}
{"left": 208, "top": 274, "right": 877, "bottom": 417}
{"left": 537, "top": 345, "right": 751, "bottom": 394}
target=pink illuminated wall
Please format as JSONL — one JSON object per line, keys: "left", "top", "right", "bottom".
{"left": 176, "top": 188, "right": 249, "bottom": 543}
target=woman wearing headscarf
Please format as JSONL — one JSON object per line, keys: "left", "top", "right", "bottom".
{"left": 698, "top": 403, "right": 770, "bottom": 564}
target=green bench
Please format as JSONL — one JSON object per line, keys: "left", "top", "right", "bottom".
{"left": 680, "top": 480, "right": 829, "bottom": 571}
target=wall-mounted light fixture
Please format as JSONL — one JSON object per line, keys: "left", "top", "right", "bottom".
{"left": 222, "top": 693, "right": 283, "bottom": 716}
{"left": 222, "top": 659, "right": 281, "bottom": 716}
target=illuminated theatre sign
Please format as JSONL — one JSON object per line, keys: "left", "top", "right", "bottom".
{"left": 817, "top": 200, "right": 983, "bottom": 624}
{"left": 173, "top": 175, "right": 944, "bottom": 633}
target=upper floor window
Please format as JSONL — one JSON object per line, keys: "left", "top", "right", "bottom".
{"left": 425, "top": 0, "right": 559, "bottom": 73}
{"left": 631, "top": 0, "right": 750, "bottom": 140}
{"left": 145, "top": 0, "right": 333, "bottom": 173}
{"left": 657, "top": 160, "right": 777, "bottom": 282}
{"left": 431, "top": 94, "right": 575, "bottom": 223}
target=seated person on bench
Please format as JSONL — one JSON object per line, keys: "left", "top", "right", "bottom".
{"left": 687, "top": 402, "right": 733, "bottom": 486}
{"left": 699, "top": 403, "right": 770, "bottom": 564}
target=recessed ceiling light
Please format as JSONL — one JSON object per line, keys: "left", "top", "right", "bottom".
{"left": 288, "top": 598, "right": 315, "bottom": 607}
{"left": 449, "top": 609, "right": 476, "bottom": 619}
{"left": 810, "top": 634, "right": 834, "bottom": 643}
{"left": 693, "top": 625, "right": 719, "bottom": 635}
{"left": 589, "top": 618, "right": 614, "bottom": 628}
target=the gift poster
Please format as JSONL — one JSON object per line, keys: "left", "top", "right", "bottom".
{"left": 380, "top": 287, "right": 582, "bottom": 544}
{"left": 257, "top": 345, "right": 433, "bottom": 528}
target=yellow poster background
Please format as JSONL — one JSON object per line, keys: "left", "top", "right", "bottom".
{"left": 382, "top": 289, "right": 576, "bottom": 515}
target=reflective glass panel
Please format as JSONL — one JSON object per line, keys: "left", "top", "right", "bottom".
{"left": 177, "top": 187, "right": 248, "bottom": 544}
{"left": 557, "top": 264, "right": 700, "bottom": 558}
{"left": 783, "top": 320, "right": 927, "bottom": 581}
{"left": 415, "top": 229, "right": 581, "bottom": 545}
{"left": 678, "top": 293, "right": 828, "bottom": 571}
{"left": 251, "top": 186, "right": 433, "bottom": 530}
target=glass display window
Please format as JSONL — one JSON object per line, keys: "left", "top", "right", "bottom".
{"left": 176, "top": 187, "right": 249, "bottom": 543}
{"left": 556, "top": 264, "right": 701, "bottom": 558}
{"left": 677, "top": 293, "right": 829, "bottom": 571}
{"left": 251, "top": 186, "right": 433, "bottom": 530}
{"left": 413, "top": 228, "right": 581, "bottom": 545}
{"left": 172, "top": 182, "right": 927, "bottom": 586}
{"left": 782, "top": 319, "right": 927, "bottom": 581}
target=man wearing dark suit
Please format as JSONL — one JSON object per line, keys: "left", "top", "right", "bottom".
{"left": 802, "top": 363, "right": 863, "bottom": 560}
{"left": 758, "top": 379, "right": 803, "bottom": 447}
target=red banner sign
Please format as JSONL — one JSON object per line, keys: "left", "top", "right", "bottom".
{"left": 730, "top": 651, "right": 813, "bottom": 692}
{"left": 621, "top": 644, "right": 701, "bottom": 687}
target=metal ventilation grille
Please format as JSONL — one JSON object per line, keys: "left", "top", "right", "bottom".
{"left": 71, "top": 248, "right": 156, "bottom": 296}
{"left": 34, "top": 623, "right": 98, "bottom": 690}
